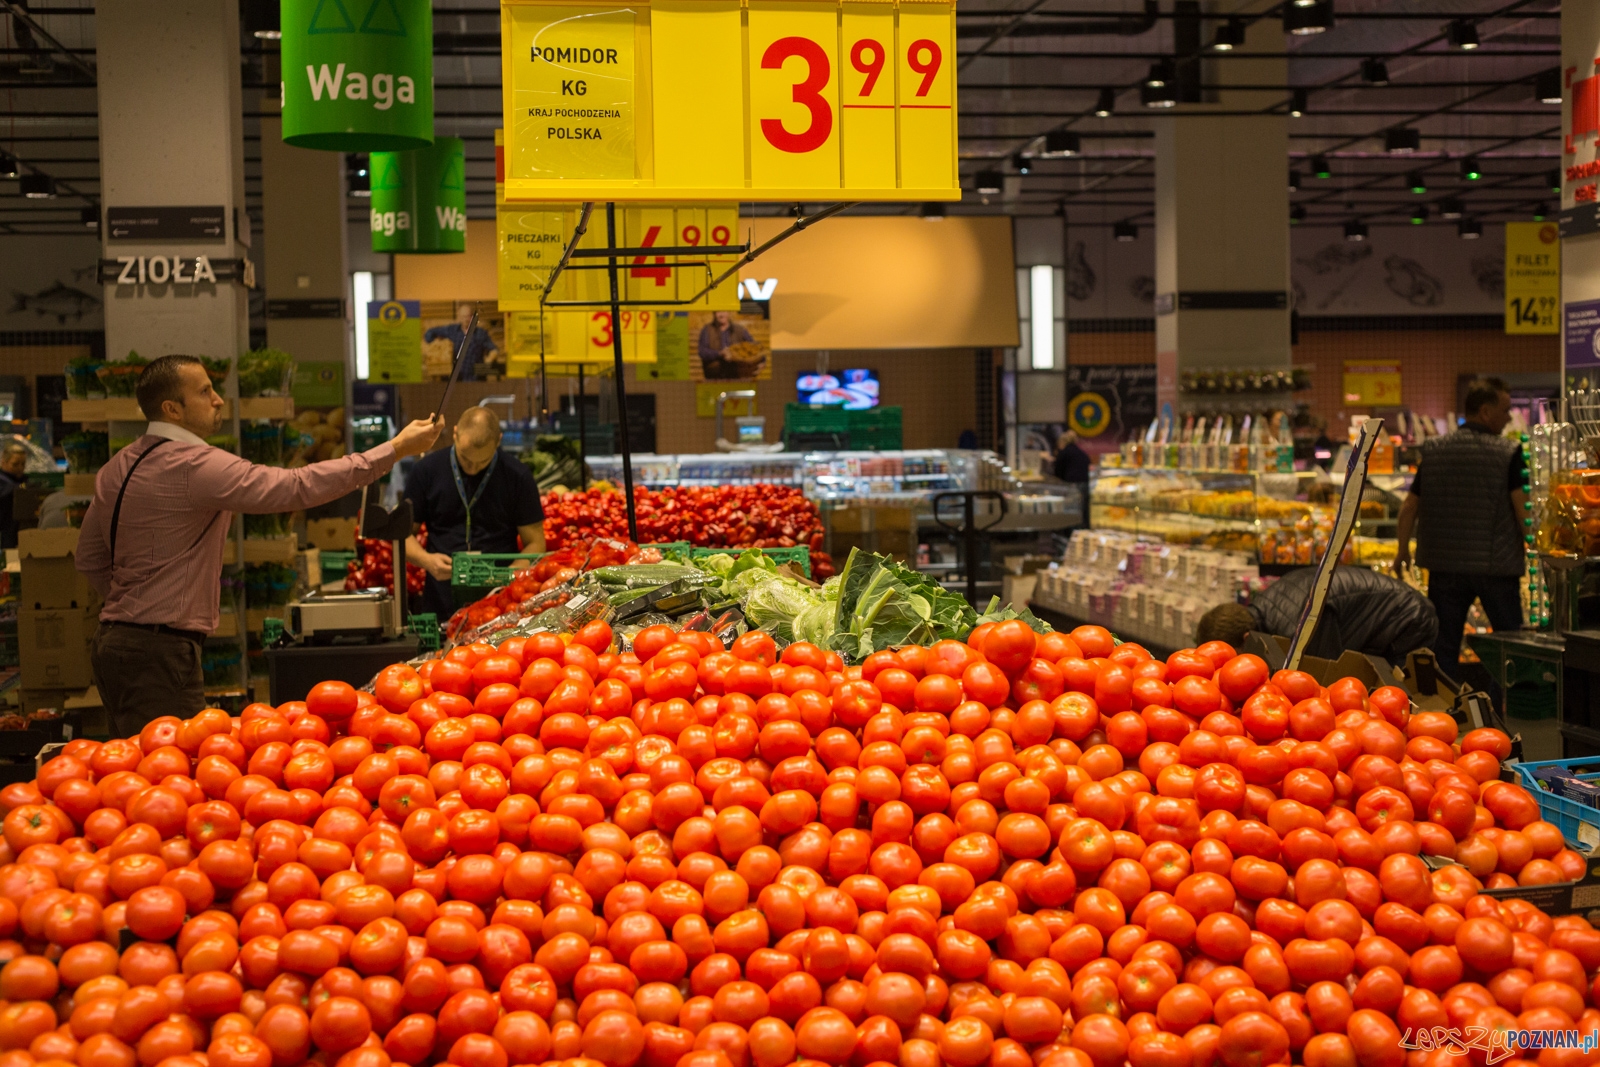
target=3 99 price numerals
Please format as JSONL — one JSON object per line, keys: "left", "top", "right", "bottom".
{"left": 759, "top": 35, "right": 946, "bottom": 155}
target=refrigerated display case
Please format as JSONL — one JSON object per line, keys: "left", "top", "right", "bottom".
{"left": 1090, "top": 467, "right": 1401, "bottom": 570}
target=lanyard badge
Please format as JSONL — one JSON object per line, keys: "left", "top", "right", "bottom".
{"left": 449, "top": 447, "right": 498, "bottom": 551}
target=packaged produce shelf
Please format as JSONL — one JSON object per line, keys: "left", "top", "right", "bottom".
{"left": 62, "top": 397, "right": 295, "bottom": 422}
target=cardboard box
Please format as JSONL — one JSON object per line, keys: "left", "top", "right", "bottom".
{"left": 304, "top": 518, "right": 358, "bottom": 552}
{"left": 18, "top": 528, "right": 97, "bottom": 612}
{"left": 18, "top": 604, "right": 96, "bottom": 689}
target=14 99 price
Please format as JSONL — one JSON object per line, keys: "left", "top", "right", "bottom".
{"left": 1509, "top": 294, "right": 1557, "bottom": 329}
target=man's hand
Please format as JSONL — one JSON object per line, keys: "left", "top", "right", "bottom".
{"left": 392, "top": 418, "right": 444, "bottom": 459}
{"left": 1391, "top": 545, "right": 1411, "bottom": 577}
{"left": 420, "top": 552, "right": 453, "bottom": 581}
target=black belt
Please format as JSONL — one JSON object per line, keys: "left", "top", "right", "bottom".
{"left": 106, "top": 620, "right": 206, "bottom": 645}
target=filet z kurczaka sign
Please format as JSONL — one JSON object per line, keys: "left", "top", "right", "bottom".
{"left": 500, "top": 0, "right": 959, "bottom": 202}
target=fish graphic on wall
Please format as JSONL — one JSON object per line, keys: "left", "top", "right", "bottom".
{"left": 11, "top": 281, "right": 101, "bottom": 324}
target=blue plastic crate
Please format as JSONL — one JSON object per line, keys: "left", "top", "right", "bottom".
{"left": 1513, "top": 758, "right": 1600, "bottom": 850}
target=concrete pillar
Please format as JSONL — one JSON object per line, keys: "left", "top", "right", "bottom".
{"left": 96, "top": 1, "right": 251, "bottom": 362}
{"left": 260, "top": 111, "right": 352, "bottom": 365}
{"left": 1562, "top": 2, "right": 1600, "bottom": 391}
{"left": 1154, "top": 15, "right": 1290, "bottom": 414}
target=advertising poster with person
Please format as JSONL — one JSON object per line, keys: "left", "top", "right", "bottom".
{"left": 689, "top": 310, "right": 771, "bottom": 381}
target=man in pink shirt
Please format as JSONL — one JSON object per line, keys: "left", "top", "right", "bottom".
{"left": 77, "top": 354, "right": 442, "bottom": 735}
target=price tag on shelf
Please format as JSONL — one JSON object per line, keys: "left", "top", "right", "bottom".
{"left": 500, "top": 0, "right": 959, "bottom": 202}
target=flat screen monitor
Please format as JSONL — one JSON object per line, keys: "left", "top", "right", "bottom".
{"left": 797, "top": 369, "right": 879, "bottom": 409}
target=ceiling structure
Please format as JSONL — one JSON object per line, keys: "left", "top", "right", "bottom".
{"left": 0, "top": 0, "right": 1565, "bottom": 237}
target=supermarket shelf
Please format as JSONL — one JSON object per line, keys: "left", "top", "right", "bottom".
{"left": 240, "top": 537, "right": 297, "bottom": 563}
{"left": 238, "top": 397, "right": 296, "bottom": 420}
{"left": 211, "top": 608, "right": 288, "bottom": 638}
{"left": 62, "top": 397, "right": 295, "bottom": 423}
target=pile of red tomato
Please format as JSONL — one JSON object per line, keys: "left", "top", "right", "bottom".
{"left": 0, "top": 618, "right": 1590, "bottom": 1067}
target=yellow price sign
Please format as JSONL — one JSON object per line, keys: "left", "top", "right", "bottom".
{"left": 1342, "top": 360, "right": 1402, "bottom": 406}
{"left": 505, "top": 306, "right": 658, "bottom": 369}
{"left": 498, "top": 201, "right": 741, "bottom": 310}
{"left": 1505, "top": 221, "right": 1560, "bottom": 336}
{"left": 500, "top": 0, "right": 959, "bottom": 202}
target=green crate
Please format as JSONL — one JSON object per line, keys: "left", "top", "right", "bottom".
{"left": 848, "top": 427, "right": 903, "bottom": 451}
{"left": 689, "top": 545, "right": 811, "bottom": 578}
{"left": 451, "top": 552, "right": 550, "bottom": 605}
{"left": 320, "top": 551, "right": 355, "bottom": 585}
{"left": 849, "top": 406, "right": 901, "bottom": 431}
{"left": 409, "top": 613, "right": 440, "bottom": 653}
{"left": 784, "top": 404, "right": 851, "bottom": 436}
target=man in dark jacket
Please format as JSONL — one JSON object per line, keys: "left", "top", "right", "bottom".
{"left": 1393, "top": 377, "right": 1526, "bottom": 673}
{"left": 1196, "top": 566, "right": 1438, "bottom": 667}
{"left": 1053, "top": 431, "right": 1091, "bottom": 530}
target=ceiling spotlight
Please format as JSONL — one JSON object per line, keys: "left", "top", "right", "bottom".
{"left": 1458, "top": 219, "right": 1483, "bottom": 239}
{"left": 1142, "top": 63, "right": 1177, "bottom": 108}
{"left": 20, "top": 173, "right": 56, "bottom": 199}
{"left": 1361, "top": 58, "right": 1390, "bottom": 86}
{"left": 1284, "top": 0, "right": 1334, "bottom": 36}
{"left": 1446, "top": 19, "right": 1480, "bottom": 50}
{"left": 1013, "top": 152, "right": 1032, "bottom": 176}
{"left": 1113, "top": 220, "right": 1138, "bottom": 242}
{"left": 1385, "top": 127, "right": 1420, "bottom": 154}
{"left": 1289, "top": 169, "right": 1302, "bottom": 192}
{"left": 1094, "top": 88, "right": 1116, "bottom": 118}
{"left": 253, "top": 28, "right": 282, "bottom": 39}
{"left": 1438, "top": 197, "right": 1464, "bottom": 219}
{"left": 1291, "top": 204, "right": 1308, "bottom": 225}
{"left": 0, "top": 151, "right": 17, "bottom": 179}
{"left": 1212, "top": 18, "right": 1245, "bottom": 51}
{"left": 1344, "top": 220, "right": 1368, "bottom": 242}
{"left": 975, "top": 170, "right": 1003, "bottom": 195}
{"left": 1041, "top": 131, "right": 1081, "bottom": 158}
{"left": 1411, "top": 206, "right": 1428, "bottom": 226}
{"left": 920, "top": 201, "right": 946, "bottom": 218}
{"left": 1310, "top": 154, "right": 1332, "bottom": 179}
{"left": 81, "top": 206, "right": 98, "bottom": 229}
{"left": 1535, "top": 69, "right": 1562, "bottom": 105}
{"left": 1290, "top": 89, "right": 1308, "bottom": 117}
{"left": 1460, "top": 156, "right": 1482, "bottom": 181}
{"left": 1549, "top": 169, "right": 1562, "bottom": 193}
{"left": 346, "top": 154, "right": 370, "bottom": 197}
{"left": 1407, "top": 173, "right": 1427, "bottom": 194}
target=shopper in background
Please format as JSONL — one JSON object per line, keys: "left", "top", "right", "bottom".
{"left": 1196, "top": 565, "right": 1438, "bottom": 667}
{"left": 424, "top": 302, "right": 500, "bottom": 382}
{"left": 77, "top": 355, "right": 442, "bottom": 737}
{"left": 1051, "top": 430, "right": 1092, "bottom": 531}
{"left": 1393, "top": 377, "right": 1525, "bottom": 676}
{"left": 0, "top": 439, "right": 25, "bottom": 549}
{"left": 404, "top": 407, "right": 546, "bottom": 623}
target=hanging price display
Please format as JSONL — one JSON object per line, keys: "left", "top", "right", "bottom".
{"left": 1504, "top": 221, "right": 1560, "bottom": 335}
{"left": 504, "top": 306, "right": 658, "bottom": 372}
{"left": 497, "top": 202, "right": 742, "bottom": 310}
{"left": 499, "top": 0, "right": 959, "bottom": 202}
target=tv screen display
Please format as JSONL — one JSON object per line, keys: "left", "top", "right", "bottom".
{"left": 797, "top": 369, "right": 879, "bottom": 409}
